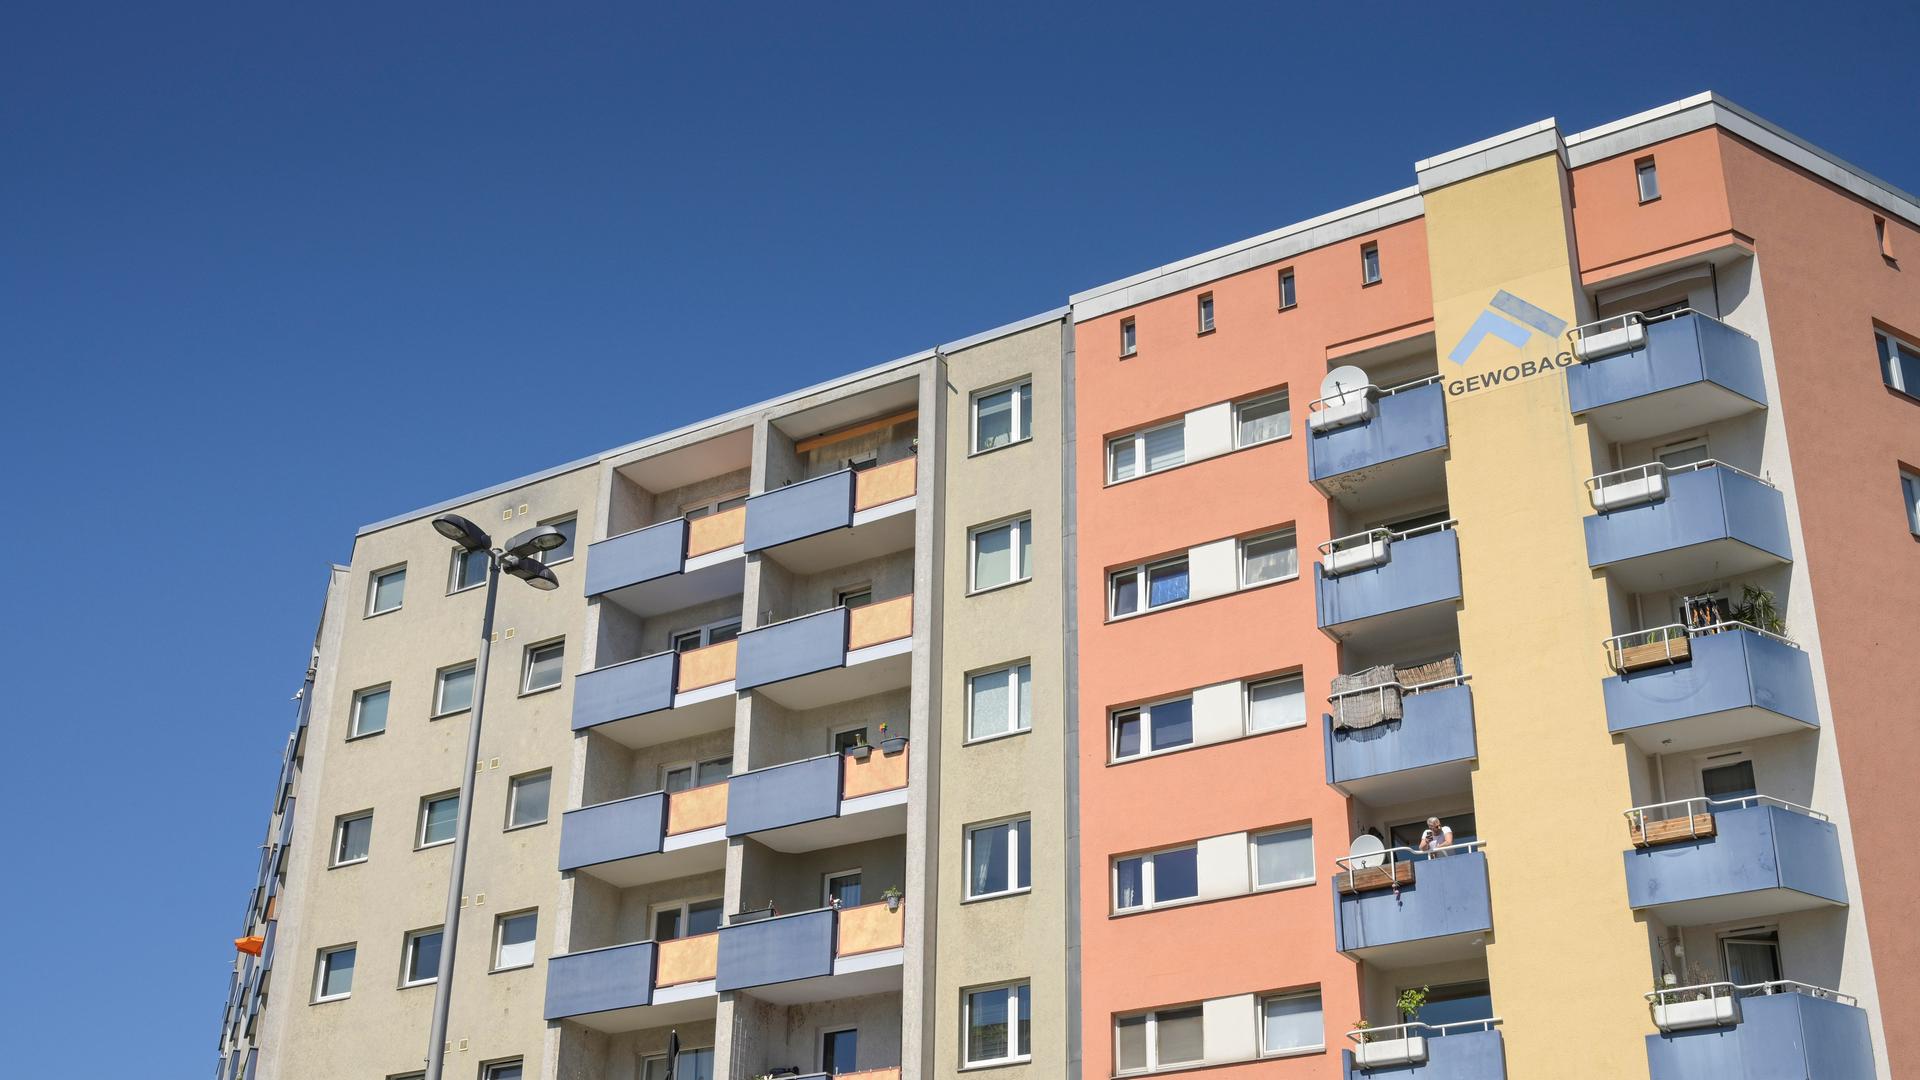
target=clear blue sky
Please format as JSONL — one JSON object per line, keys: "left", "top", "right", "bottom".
{"left": 4, "top": 2, "right": 1914, "bottom": 1071}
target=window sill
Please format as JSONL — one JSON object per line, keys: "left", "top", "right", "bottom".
{"left": 1103, "top": 431, "right": 1294, "bottom": 491}
{"left": 1196, "top": 327, "right": 1215, "bottom": 337}
{"left": 416, "top": 839, "right": 455, "bottom": 852}
{"left": 310, "top": 994, "right": 351, "bottom": 1006}
{"left": 962, "top": 887, "right": 1032, "bottom": 906}
{"left": 1107, "top": 723, "right": 1293, "bottom": 768}
{"left": 430, "top": 707, "right": 472, "bottom": 721}
{"left": 364, "top": 606, "right": 402, "bottom": 620}
{"left": 1113, "top": 1046, "right": 1324, "bottom": 1078}
{"left": 489, "top": 962, "right": 535, "bottom": 975}
{"left": 1120, "top": 350, "right": 1138, "bottom": 360}
{"left": 1639, "top": 195, "right": 1662, "bottom": 206}
{"left": 967, "top": 577, "right": 1031, "bottom": 599}
{"left": 1251, "top": 876, "right": 1317, "bottom": 894}
{"left": 518, "top": 683, "right": 562, "bottom": 699}
{"left": 447, "top": 582, "right": 485, "bottom": 597}
{"left": 345, "top": 729, "right": 385, "bottom": 743}
{"left": 503, "top": 819, "right": 548, "bottom": 834}
{"left": 961, "top": 1057, "right": 1033, "bottom": 1072}
{"left": 969, "top": 436, "right": 1033, "bottom": 459}
{"left": 963, "top": 726, "right": 1032, "bottom": 749}
{"left": 1361, "top": 278, "right": 1383, "bottom": 288}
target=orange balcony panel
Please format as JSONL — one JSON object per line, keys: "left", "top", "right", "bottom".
{"left": 667, "top": 781, "right": 728, "bottom": 835}
{"left": 848, "top": 595, "right": 912, "bottom": 650}
{"left": 835, "top": 899, "right": 904, "bottom": 957}
{"left": 685, "top": 506, "right": 746, "bottom": 558}
{"left": 654, "top": 932, "right": 718, "bottom": 987}
{"left": 843, "top": 744, "right": 909, "bottom": 799}
{"left": 853, "top": 458, "right": 916, "bottom": 511}
{"left": 836, "top": 1070, "right": 901, "bottom": 1080}
{"left": 676, "top": 640, "right": 736, "bottom": 692}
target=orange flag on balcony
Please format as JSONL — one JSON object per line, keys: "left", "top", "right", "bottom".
{"left": 235, "top": 935, "right": 264, "bottom": 956}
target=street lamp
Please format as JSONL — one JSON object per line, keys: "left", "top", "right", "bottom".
{"left": 422, "top": 514, "right": 564, "bottom": 1080}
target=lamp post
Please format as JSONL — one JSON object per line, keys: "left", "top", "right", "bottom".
{"left": 423, "top": 514, "right": 564, "bottom": 1080}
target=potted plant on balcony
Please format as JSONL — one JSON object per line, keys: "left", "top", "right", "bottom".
{"left": 843, "top": 731, "right": 872, "bottom": 761}
{"left": 1353, "top": 987, "right": 1431, "bottom": 1067}
{"left": 1730, "top": 585, "right": 1786, "bottom": 635}
{"left": 883, "top": 885, "right": 903, "bottom": 912}
{"left": 1650, "top": 966, "right": 1736, "bottom": 1031}
{"left": 878, "top": 721, "right": 907, "bottom": 755}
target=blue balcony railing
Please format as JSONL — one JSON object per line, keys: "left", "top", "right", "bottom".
{"left": 544, "top": 941, "right": 657, "bottom": 1021}
{"left": 1623, "top": 798, "right": 1847, "bottom": 922}
{"left": 1340, "top": 1021, "right": 1506, "bottom": 1078}
{"left": 558, "top": 792, "right": 667, "bottom": 873}
{"left": 1602, "top": 625, "right": 1817, "bottom": 751}
{"left": 1316, "top": 523, "right": 1462, "bottom": 631}
{"left": 1308, "top": 378, "right": 1449, "bottom": 486}
{"left": 736, "top": 608, "right": 851, "bottom": 691}
{"left": 726, "top": 755, "right": 843, "bottom": 837}
{"left": 584, "top": 519, "right": 689, "bottom": 597}
{"left": 1333, "top": 844, "right": 1492, "bottom": 963}
{"left": 1567, "top": 312, "right": 1766, "bottom": 441}
{"left": 1644, "top": 982, "right": 1872, "bottom": 1080}
{"left": 1583, "top": 462, "right": 1790, "bottom": 588}
{"left": 571, "top": 651, "right": 678, "bottom": 733}
{"left": 745, "top": 470, "right": 857, "bottom": 553}
{"left": 1325, "top": 680, "right": 1476, "bottom": 795}
{"left": 715, "top": 909, "right": 838, "bottom": 992}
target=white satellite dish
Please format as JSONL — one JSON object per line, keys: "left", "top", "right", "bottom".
{"left": 1320, "top": 364, "right": 1372, "bottom": 406}
{"left": 1347, "top": 833, "right": 1387, "bottom": 870}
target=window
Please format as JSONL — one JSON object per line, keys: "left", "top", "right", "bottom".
{"left": 1702, "top": 758, "right": 1758, "bottom": 802}
{"left": 837, "top": 585, "right": 873, "bottom": 609}
{"left": 1902, "top": 469, "right": 1920, "bottom": 535}
{"left": 663, "top": 757, "right": 731, "bottom": 792}
{"left": 965, "top": 982, "right": 1032, "bottom": 1067}
{"left": 483, "top": 1063, "right": 525, "bottom": 1080}
{"left": 401, "top": 927, "right": 442, "bottom": 987}
{"left": 506, "top": 770, "right": 550, "bottom": 829}
{"left": 522, "top": 639, "right": 564, "bottom": 693}
{"left": 1235, "top": 390, "right": 1290, "bottom": 447}
{"left": 433, "top": 662, "right": 476, "bottom": 717}
{"left": 349, "top": 685, "right": 390, "bottom": 739}
{"left": 1361, "top": 242, "right": 1381, "bottom": 285}
{"left": 966, "top": 817, "right": 1032, "bottom": 899}
{"left": 367, "top": 565, "right": 406, "bottom": 616}
{"left": 824, "top": 869, "right": 863, "bottom": 908}
{"left": 449, "top": 547, "right": 487, "bottom": 593}
{"left": 672, "top": 619, "right": 741, "bottom": 652}
{"left": 1108, "top": 556, "right": 1190, "bottom": 617}
{"left": 1113, "top": 844, "right": 1199, "bottom": 911}
{"left": 970, "top": 516, "right": 1032, "bottom": 591}
{"left": 1252, "top": 825, "right": 1314, "bottom": 889}
{"left": 1246, "top": 674, "right": 1306, "bottom": 734}
{"left": 1197, "top": 292, "right": 1215, "bottom": 333}
{"left": 418, "top": 792, "right": 459, "bottom": 848}
{"left": 1116, "top": 1005, "right": 1204, "bottom": 1074}
{"left": 1416, "top": 979, "right": 1492, "bottom": 1027}
{"left": 1111, "top": 696, "right": 1193, "bottom": 760}
{"left": 1879, "top": 329, "right": 1920, "bottom": 397}
{"left": 1108, "top": 422, "right": 1184, "bottom": 482}
{"left": 640, "top": 1049, "right": 712, "bottom": 1080}
{"left": 1240, "top": 527, "right": 1298, "bottom": 586}
{"left": 537, "top": 515, "right": 577, "bottom": 563}
{"left": 1655, "top": 435, "right": 1710, "bottom": 469}
{"left": 973, "top": 380, "right": 1034, "bottom": 453}
{"left": 1278, "top": 267, "right": 1297, "bottom": 309}
{"left": 1261, "top": 990, "right": 1324, "bottom": 1056}
{"left": 332, "top": 812, "right": 373, "bottom": 866}
{"left": 820, "top": 1028, "right": 859, "bottom": 1075}
{"left": 494, "top": 910, "right": 537, "bottom": 970}
{"left": 682, "top": 492, "right": 748, "bottom": 520}
{"left": 967, "top": 662, "right": 1032, "bottom": 741}
{"left": 1636, "top": 157, "right": 1661, "bottom": 203}
{"left": 832, "top": 725, "right": 869, "bottom": 753}
{"left": 1120, "top": 317, "right": 1137, "bottom": 357}
{"left": 313, "top": 944, "right": 356, "bottom": 1002}
{"left": 653, "top": 897, "right": 724, "bottom": 941}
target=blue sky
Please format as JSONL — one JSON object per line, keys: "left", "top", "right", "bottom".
{"left": 3, "top": 1, "right": 1915, "bottom": 1071}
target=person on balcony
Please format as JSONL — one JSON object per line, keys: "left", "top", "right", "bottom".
{"left": 1418, "top": 817, "right": 1453, "bottom": 856}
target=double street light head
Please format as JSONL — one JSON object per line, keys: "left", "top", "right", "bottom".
{"left": 504, "top": 525, "right": 567, "bottom": 558}
{"left": 503, "top": 554, "right": 560, "bottom": 591}
{"left": 434, "top": 515, "right": 562, "bottom": 591}
{"left": 432, "top": 514, "right": 492, "bottom": 553}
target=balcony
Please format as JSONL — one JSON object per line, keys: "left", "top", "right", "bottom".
{"left": 716, "top": 900, "right": 905, "bottom": 1002}
{"left": 1583, "top": 462, "right": 1790, "bottom": 592}
{"left": 1341, "top": 1020, "right": 1506, "bottom": 1078}
{"left": 584, "top": 509, "right": 748, "bottom": 619}
{"left": 1602, "top": 625, "right": 1818, "bottom": 752}
{"left": 736, "top": 596, "right": 914, "bottom": 709}
{"left": 1622, "top": 798, "right": 1847, "bottom": 923}
{"left": 570, "top": 641, "right": 736, "bottom": 749}
{"left": 1325, "top": 678, "right": 1477, "bottom": 804}
{"left": 1316, "top": 523, "right": 1463, "bottom": 650}
{"left": 1308, "top": 377, "right": 1450, "bottom": 513}
{"left": 727, "top": 745, "right": 909, "bottom": 852}
{"left": 544, "top": 935, "right": 719, "bottom": 1032}
{"left": 1567, "top": 311, "right": 1767, "bottom": 443}
{"left": 558, "top": 783, "right": 728, "bottom": 888}
{"left": 1333, "top": 844, "right": 1492, "bottom": 967}
{"left": 745, "top": 460, "right": 917, "bottom": 573}
{"left": 1644, "top": 983, "right": 1872, "bottom": 1080}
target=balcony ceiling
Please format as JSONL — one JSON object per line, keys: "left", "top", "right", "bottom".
{"left": 762, "top": 502, "right": 915, "bottom": 575}
{"left": 614, "top": 427, "right": 753, "bottom": 492}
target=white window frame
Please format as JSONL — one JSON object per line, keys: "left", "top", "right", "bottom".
{"left": 639, "top": 1050, "right": 711, "bottom": 1080}
{"left": 331, "top": 811, "right": 373, "bottom": 868}
{"left": 671, "top": 617, "right": 742, "bottom": 652}
{"left": 399, "top": 926, "right": 442, "bottom": 988}
{"left": 481, "top": 1061, "right": 525, "bottom": 1080}
{"left": 432, "top": 661, "right": 476, "bottom": 718}
{"left": 1879, "top": 328, "right": 1920, "bottom": 396}
{"left": 965, "top": 661, "right": 1032, "bottom": 744}
{"left": 1250, "top": 824, "right": 1316, "bottom": 891}
{"left": 1112, "top": 843, "right": 1201, "bottom": 913}
{"left": 535, "top": 514, "right": 577, "bottom": 564}
{"left": 1636, "top": 156, "right": 1661, "bottom": 203}
{"left": 1115, "top": 1004, "right": 1206, "bottom": 1075}
{"left": 662, "top": 756, "right": 732, "bottom": 793}
{"left": 1120, "top": 316, "right": 1137, "bottom": 357}
{"left": 1361, "top": 242, "right": 1382, "bottom": 285}
{"left": 681, "top": 490, "right": 750, "bottom": 520}
{"left": 970, "top": 378, "right": 1034, "bottom": 455}
{"left": 968, "top": 515, "right": 1033, "bottom": 593}
{"left": 1278, "top": 267, "right": 1297, "bottom": 310}
{"left": 492, "top": 909, "right": 538, "bottom": 972}
{"left": 418, "top": 792, "right": 459, "bottom": 849}
{"left": 366, "top": 564, "right": 406, "bottom": 617}
{"left": 1245, "top": 673, "right": 1307, "bottom": 735}
{"left": 818, "top": 1026, "right": 861, "bottom": 1075}
{"left": 520, "top": 638, "right": 565, "bottom": 695}
{"left": 348, "top": 684, "right": 390, "bottom": 740}
{"left": 1107, "top": 555, "right": 1190, "bottom": 619}
{"left": 1197, "top": 291, "right": 1215, "bottom": 334}
{"left": 1238, "top": 526, "right": 1299, "bottom": 587}
{"left": 448, "top": 545, "right": 488, "bottom": 594}
{"left": 1106, "top": 421, "right": 1184, "bottom": 484}
{"left": 963, "top": 981, "right": 1033, "bottom": 1067}
{"left": 650, "top": 895, "right": 725, "bottom": 941}
{"left": 1902, "top": 469, "right": 1920, "bottom": 535}
{"left": 1109, "top": 694, "right": 1195, "bottom": 762}
{"left": 313, "top": 943, "right": 357, "bottom": 1003}
{"left": 831, "top": 723, "right": 870, "bottom": 753}
{"left": 823, "top": 868, "right": 863, "bottom": 908}
{"left": 505, "top": 769, "right": 551, "bottom": 830}
{"left": 1234, "top": 389, "right": 1291, "bottom": 448}
{"left": 1259, "top": 988, "right": 1326, "bottom": 1058}
{"left": 964, "top": 816, "right": 1032, "bottom": 901}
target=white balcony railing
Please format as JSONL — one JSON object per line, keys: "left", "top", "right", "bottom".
{"left": 1306, "top": 374, "right": 1440, "bottom": 434}
{"left": 1646, "top": 980, "right": 1853, "bottom": 1032}
{"left": 1602, "top": 619, "right": 1799, "bottom": 672}
{"left": 1343, "top": 1018, "right": 1502, "bottom": 1068}
{"left": 1567, "top": 308, "right": 1750, "bottom": 362}
{"left": 1318, "top": 519, "right": 1457, "bottom": 577}
{"left": 1585, "top": 459, "right": 1774, "bottom": 512}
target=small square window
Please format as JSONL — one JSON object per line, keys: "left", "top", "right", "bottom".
{"left": 367, "top": 565, "right": 406, "bottom": 616}
{"left": 967, "top": 662, "right": 1032, "bottom": 742}
{"left": 1902, "top": 470, "right": 1920, "bottom": 535}
{"left": 349, "top": 685, "right": 390, "bottom": 739}
{"left": 537, "top": 515, "right": 577, "bottom": 563}
{"left": 1361, "top": 243, "right": 1382, "bottom": 285}
{"left": 1636, "top": 157, "right": 1660, "bottom": 203}
{"left": 1251, "top": 824, "right": 1314, "bottom": 889}
{"left": 1879, "top": 330, "right": 1920, "bottom": 397}
{"left": 965, "top": 817, "right": 1032, "bottom": 899}
{"left": 1197, "top": 292, "right": 1215, "bottom": 334}
{"left": 1278, "top": 268, "right": 1297, "bottom": 309}
{"left": 506, "top": 770, "right": 551, "bottom": 830}
{"left": 1261, "top": 989, "right": 1325, "bottom": 1056}
{"left": 332, "top": 812, "right": 373, "bottom": 866}
{"left": 418, "top": 792, "right": 459, "bottom": 848}
{"left": 1120, "top": 317, "right": 1137, "bottom": 357}
{"left": 1240, "top": 527, "right": 1298, "bottom": 586}
{"left": 1236, "top": 389, "right": 1290, "bottom": 447}
{"left": 449, "top": 547, "right": 488, "bottom": 593}
{"left": 970, "top": 516, "right": 1032, "bottom": 592}
{"left": 434, "top": 662, "right": 476, "bottom": 717}
{"left": 972, "top": 380, "right": 1034, "bottom": 453}
{"left": 493, "top": 910, "right": 537, "bottom": 971}
{"left": 965, "top": 982, "right": 1033, "bottom": 1067}
{"left": 400, "top": 927, "right": 442, "bottom": 987}
{"left": 522, "top": 639, "right": 564, "bottom": 694}
{"left": 313, "top": 944, "right": 356, "bottom": 1002}
{"left": 1246, "top": 674, "right": 1306, "bottom": 734}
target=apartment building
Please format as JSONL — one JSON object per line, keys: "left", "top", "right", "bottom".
{"left": 220, "top": 92, "right": 1917, "bottom": 1080}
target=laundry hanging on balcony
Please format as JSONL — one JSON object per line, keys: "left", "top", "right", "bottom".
{"left": 234, "top": 935, "right": 265, "bottom": 956}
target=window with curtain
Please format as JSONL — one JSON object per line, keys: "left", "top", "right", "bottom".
{"left": 1246, "top": 675, "right": 1306, "bottom": 733}
{"left": 971, "top": 517, "right": 1032, "bottom": 591}
{"left": 1114, "top": 845, "right": 1199, "bottom": 911}
{"left": 1116, "top": 1006, "right": 1204, "bottom": 1074}
{"left": 967, "top": 818, "right": 1031, "bottom": 899}
{"left": 965, "top": 982, "right": 1031, "bottom": 1066}
{"left": 350, "top": 685, "right": 389, "bottom": 738}
{"left": 1252, "top": 825, "right": 1314, "bottom": 888}
{"left": 419, "top": 793, "right": 458, "bottom": 846}
{"left": 1261, "top": 990, "right": 1324, "bottom": 1055}
{"left": 494, "top": 911, "right": 536, "bottom": 970}
{"left": 434, "top": 663, "right": 475, "bottom": 716}
{"left": 1108, "top": 422, "right": 1185, "bottom": 482}
{"left": 1236, "top": 390, "right": 1290, "bottom": 447}
{"left": 1241, "top": 528, "right": 1298, "bottom": 585}
{"left": 507, "top": 771, "right": 550, "bottom": 829}
{"left": 973, "top": 380, "right": 1033, "bottom": 452}
{"left": 333, "top": 812, "right": 372, "bottom": 865}
{"left": 968, "top": 663, "right": 1031, "bottom": 741}
{"left": 368, "top": 566, "right": 406, "bottom": 615}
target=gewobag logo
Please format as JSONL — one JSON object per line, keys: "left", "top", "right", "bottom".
{"left": 1444, "top": 289, "right": 1574, "bottom": 397}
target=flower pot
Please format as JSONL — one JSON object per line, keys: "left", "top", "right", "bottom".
{"left": 844, "top": 745, "right": 872, "bottom": 761}
{"left": 885, "top": 894, "right": 902, "bottom": 912}
{"left": 1353, "top": 1035, "right": 1427, "bottom": 1068}
{"left": 1652, "top": 996, "right": 1738, "bottom": 1031}
{"left": 880, "top": 737, "right": 908, "bottom": 755}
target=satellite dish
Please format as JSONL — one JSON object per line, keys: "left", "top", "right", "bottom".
{"left": 1348, "top": 833, "right": 1387, "bottom": 869}
{"left": 1320, "top": 365, "right": 1372, "bottom": 406}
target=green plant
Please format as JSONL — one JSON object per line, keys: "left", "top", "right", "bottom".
{"left": 882, "top": 885, "right": 903, "bottom": 900}
{"left": 1396, "top": 985, "right": 1430, "bottom": 1022}
{"left": 1731, "top": 585, "right": 1786, "bottom": 635}
{"left": 1351, "top": 1018, "right": 1373, "bottom": 1044}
